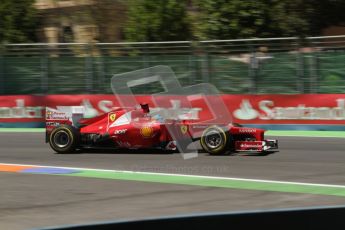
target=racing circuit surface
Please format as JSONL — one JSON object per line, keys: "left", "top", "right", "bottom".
{"left": 1, "top": 132, "right": 345, "bottom": 229}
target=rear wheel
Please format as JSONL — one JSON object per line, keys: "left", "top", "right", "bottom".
{"left": 49, "top": 125, "right": 79, "bottom": 153}
{"left": 200, "top": 126, "right": 232, "bottom": 155}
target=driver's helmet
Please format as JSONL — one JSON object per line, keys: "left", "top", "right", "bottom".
{"left": 140, "top": 103, "right": 150, "bottom": 113}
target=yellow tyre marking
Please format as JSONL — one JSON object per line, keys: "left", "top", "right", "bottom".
{"left": 50, "top": 126, "right": 74, "bottom": 149}
{"left": 201, "top": 125, "right": 227, "bottom": 154}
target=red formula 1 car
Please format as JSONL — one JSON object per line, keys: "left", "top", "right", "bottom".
{"left": 46, "top": 103, "right": 278, "bottom": 155}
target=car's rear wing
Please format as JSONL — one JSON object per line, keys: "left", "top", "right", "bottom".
{"left": 45, "top": 106, "right": 85, "bottom": 142}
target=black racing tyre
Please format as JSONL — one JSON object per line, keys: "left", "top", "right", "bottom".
{"left": 49, "top": 125, "right": 79, "bottom": 153}
{"left": 200, "top": 126, "right": 232, "bottom": 155}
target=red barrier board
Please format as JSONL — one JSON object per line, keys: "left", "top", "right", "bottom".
{"left": 0, "top": 94, "right": 345, "bottom": 125}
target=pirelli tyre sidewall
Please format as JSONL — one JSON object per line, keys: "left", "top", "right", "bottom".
{"left": 49, "top": 125, "right": 79, "bottom": 153}
{"left": 200, "top": 126, "right": 231, "bottom": 155}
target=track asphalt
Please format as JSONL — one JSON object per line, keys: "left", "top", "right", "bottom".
{"left": 0, "top": 132, "right": 345, "bottom": 229}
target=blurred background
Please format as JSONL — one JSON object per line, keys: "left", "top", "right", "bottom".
{"left": 1, "top": 0, "right": 345, "bottom": 95}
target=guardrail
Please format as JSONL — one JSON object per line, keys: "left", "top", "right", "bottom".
{"left": 1, "top": 35, "right": 345, "bottom": 95}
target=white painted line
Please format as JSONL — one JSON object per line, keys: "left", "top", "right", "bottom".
{"left": 2, "top": 162, "right": 345, "bottom": 189}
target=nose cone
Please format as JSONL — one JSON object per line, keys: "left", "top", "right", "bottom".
{"left": 255, "top": 128, "right": 265, "bottom": 140}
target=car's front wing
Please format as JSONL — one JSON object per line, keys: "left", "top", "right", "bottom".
{"left": 235, "top": 139, "right": 278, "bottom": 152}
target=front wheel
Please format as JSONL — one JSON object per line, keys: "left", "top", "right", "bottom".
{"left": 49, "top": 125, "right": 79, "bottom": 153}
{"left": 200, "top": 126, "right": 232, "bottom": 155}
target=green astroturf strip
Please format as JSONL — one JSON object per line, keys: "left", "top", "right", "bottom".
{"left": 64, "top": 170, "right": 345, "bottom": 197}
{"left": 0, "top": 128, "right": 45, "bottom": 132}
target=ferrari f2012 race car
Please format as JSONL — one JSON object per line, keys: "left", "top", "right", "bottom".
{"left": 46, "top": 103, "right": 278, "bottom": 155}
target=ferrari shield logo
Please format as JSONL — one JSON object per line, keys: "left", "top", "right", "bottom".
{"left": 109, "top": 113, "right": 116, "bottom": 122}
{"left": 181, "top": 125, "right": 188, "bottom": 134}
